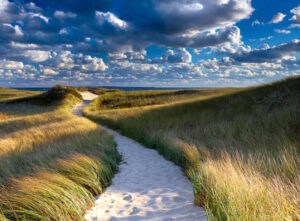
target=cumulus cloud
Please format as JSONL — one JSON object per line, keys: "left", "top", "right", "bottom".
{"left": 108, "top": 50, "right": 147, "bottom": 61}
{"left": 0, "top": 60, "right": 24, "bottom": 70}
{"left": 290, "top": 5, "right": 300, "bottom": 23}
{"left": 81, "top": 55, "right": 108, "bottom": 72}
{"left": 0, "top": 42, "right": 50, "bottom": 62}
{"left": 43, "top": 68, "right": 59, "bottom": 76}
{"left": 269, "top": 13, "right": 286, "bottom": 24}
{"left": 21, "top": 50, "right": 51, "bottom": 62}
{"left": 152, "top": 48, "right": 192, "bottom": 63}
{"left": 212, "top": 41, "right": 251, "bottom": 54}
{"left": 0, "top": 0, "right": 18, "bottom": 22}
{"left": 46, "top": 51, "right": 108, "bottom": 72}
{"left": 165, "top": 48, "right": 192, "bottom": 63}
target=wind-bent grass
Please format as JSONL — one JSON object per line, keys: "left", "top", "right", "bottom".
{"left": 84, "top": 77, "right": 300, "bottom": 220}
{"left": 0, "top": 86, "right": 121, "bottom": 220}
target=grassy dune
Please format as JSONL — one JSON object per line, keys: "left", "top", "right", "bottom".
{"left": 0, "top": 86, "right": 120, "bottom": 220}
{"left": 84, "top": 77, "right": 300, "bottom": 220}
{"left": 88, "top": 88, "right": 240, "bottom": 110}
{"left": 0, "top": 88, "right": 41, "bottom": 101}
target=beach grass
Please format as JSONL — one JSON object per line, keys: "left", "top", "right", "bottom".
{"left": 0, "top": 86, "right": 121, "bottom": 220}
{"left": 84, "top": 76, "right": 300, "bottom": 220}
{"left": 0, "top": 88, "right": 41, "bottom": 101}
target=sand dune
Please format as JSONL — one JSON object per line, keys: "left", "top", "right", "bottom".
{"left": 73, "top": 92, "right": 206, "bottom": 221}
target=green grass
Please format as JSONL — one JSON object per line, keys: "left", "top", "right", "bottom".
{"left": 84, "top": 76, "right": 300, "bottom": 220}
{"left": 0, "top": 87, "right": 121, "bottom": 220}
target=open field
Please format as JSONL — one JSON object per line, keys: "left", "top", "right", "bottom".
{"left": 84, "top": 77, "right": 300, "bottom": 220}
{"left": 0, "top": 86, "right": 120, "bottom": 220}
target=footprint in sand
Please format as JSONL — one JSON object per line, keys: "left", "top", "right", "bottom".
{"left": 130, "top": 207, "right": 140, "bottom": 215}
{"left": 123, "top": 194, "right": 133, "bottom": 201}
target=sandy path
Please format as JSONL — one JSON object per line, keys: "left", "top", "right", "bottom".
{"left": 72, "top": 91, "right": 98, "bottom": 116}
{"left": 72, "top": 92, "right": 206, "bottom": 221}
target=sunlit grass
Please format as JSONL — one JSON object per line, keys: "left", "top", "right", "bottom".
{"left": 0, "top": 88, "right": 41, "bottom": 101}
{"left": 90, "top": 88, "right": 240, "bottom": 110}
{"left": 0, "top": 87, "right": 121, "bottom": 220}
{"left": 84, "top": 76, "right": 300, "bottom": 220}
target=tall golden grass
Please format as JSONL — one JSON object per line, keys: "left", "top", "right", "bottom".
{"left": 0, "top": 88, "right": 120, "bottom": 220}
{"left": 84, "top": 77, "right": 300, "bottom": 220}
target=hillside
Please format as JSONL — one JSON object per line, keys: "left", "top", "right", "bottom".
{"left": 84, "top": 76, "right": 300, "bottom": 220}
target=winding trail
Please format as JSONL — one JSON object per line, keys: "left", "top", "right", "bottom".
{"left": 72, "top": 92, "right": 206, "bottom": 221}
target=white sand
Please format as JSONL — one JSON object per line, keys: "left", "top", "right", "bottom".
{"left": 73, "top": 92, "right": 206, "bottom": 221}
{"left": 72, "top": 91, "right": 98, "bottom": 116}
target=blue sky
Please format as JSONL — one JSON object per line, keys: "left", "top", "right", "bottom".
{"left": 0, "top": 0, "right": 299, "bottom": 87}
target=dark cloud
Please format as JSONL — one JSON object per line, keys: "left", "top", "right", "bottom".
{"left": 22, "top": 0, "right": 113, "bottom": 14}
{"left": 233, "top": 40, "right": 300, "bottom": 63}
{"left": 0, "top": 0, "right": 253, "bottom": 53}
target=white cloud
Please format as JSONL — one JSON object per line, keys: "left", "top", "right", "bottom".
{"left": 157, "top": 2, "right": 203, "bottom": 15}
{"left": 81, "top": 55, "right": 108, "bottom": 72}
{"left": 213, "top": 42, "right": 251, "bottom": 54}
{"left": 10, "top": 42, "right": 38, "bottom": 49}
{"left": 0, "top": 0, "right": 12, "bottom": 22}
{"left": 0, "top": 59, "right": 24, "bottom": 69}
{"left": 49, "top": 51, "right": 75, "bottom": 70}
{"left": 46, "top": 51, "right": 108, "bottom": 72}
{"left": 95, "top": 11, "right": 128, "bottom": 30}
{"left": 165, "top": 48, "right": 192, "bottom": 63}
{"left": 3, "top": 24, "right": 23, "bottom": 36}
{"left": 22, "top": 50, "right": 50, "bottom": 62}
{"left": 59, "top": 28, "right": 69, "bottom": 35}
{"left": 29, "top": 12, "right": 49, "bottom": 23}
{"left": 275, "top": 29, "right": 291, "bottom": 34}
{"left": 0, "top": 0, "right": 9, "bottom": 12}
{"left": 290, "top": 5, "right": 300, "bottom": 23}
{"left": 108, "top": 53, "right": 127, "bottom": 60}
{"left": 43, "top": 68, "right": 59, "bottom": 75}
{"left": 251, "top": 19, "right": 263, "bottom": 26}
{"left": 54, "top": 11, "right": 77, "bottom": 20}
{"left": 259, "top": 36, "right": 273, "bottom": 41}
{"left": 25, "top": 2, "right": 41, "bottom": 11}
{"left": 152, "top": 48, "right": 192, "bottom": 64}
{"left": 269, "top": 13, "right": 286, "bottom": 24}
{"left": 289, "top": 24, "right": 300, "bottom": 28}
